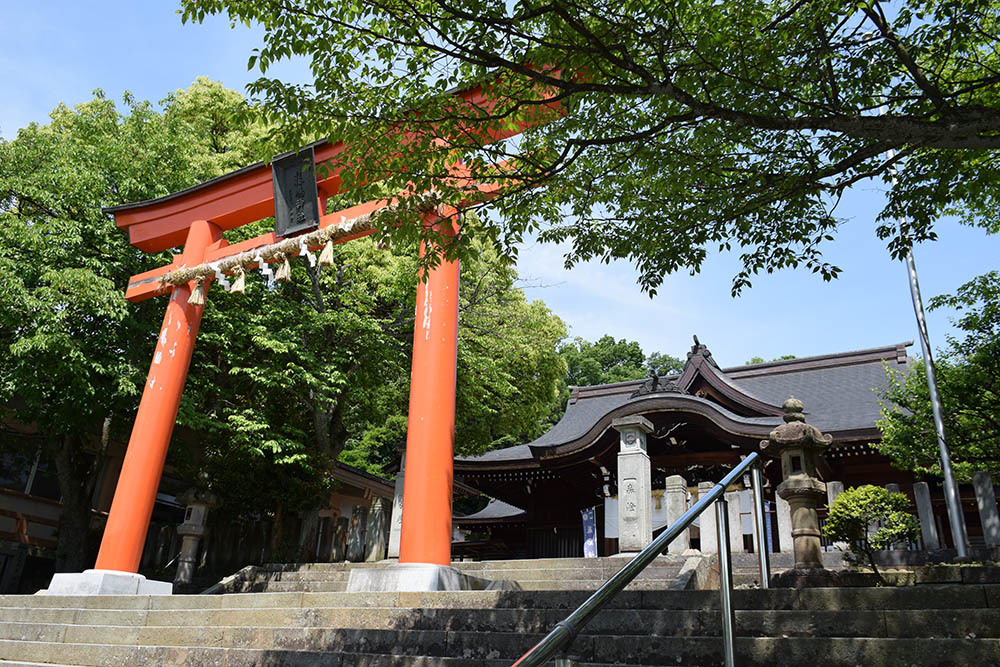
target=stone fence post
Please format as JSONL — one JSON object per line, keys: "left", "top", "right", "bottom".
{"left": 973, "top": 471, "right": 1000, "bottom": 547}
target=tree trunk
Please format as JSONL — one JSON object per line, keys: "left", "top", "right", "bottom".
{"left": 52, "top": 435, "right": 93, "bottom": 572}
{"left": 295, "top": 510, "right": 320, "bottom": 562}
{"left": 270, "top": 502, "right": 285, "bottom": 560}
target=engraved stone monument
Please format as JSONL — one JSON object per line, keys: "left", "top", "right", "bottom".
{"left": 613, "top": 415, "right": 654, "bottom": 554}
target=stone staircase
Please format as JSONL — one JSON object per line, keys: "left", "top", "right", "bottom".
{"left": 1, "top": 584, "right": 999, "bottom": 665}
{"left": 1, "top": 556, "right": 999, "bottom": 666}
{"left": 215, "top": 555, "right": 697, "bottom": 593}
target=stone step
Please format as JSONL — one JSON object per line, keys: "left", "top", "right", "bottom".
{"left": 239, "top": 578, "right": 685, "bottom": 593}
{"left": 237, "top": 561, "right": 691, "bottom": 594}
{"left": 0, "top": 641, "right": 514, "bottom": 666}
{"left": 590, "top": 636, "right": 1000, "bottom": 666}
{"left": 249, "top": 571, "right": 350, "bottom": 581}
{"left": 250, "top": 564, "right": 683, "bottom": 582}
{"left": 257, "top": 555, "right": 688, "bottom": 573}
{"left": 3, "top": 606, "right": 1000, "bottom": 644}
{"left": 3, "top": 635, "right": 1000, "bottom": 666}
{"left": 5, "top": 584, "right": 997, "bottom": 614}
{"left": 248, "top": 581, "right": 349, "bottom": 593}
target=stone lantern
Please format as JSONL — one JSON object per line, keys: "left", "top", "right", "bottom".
{"left": 760, "top": 397, "right": 832, "bottom": 570}
{"left": 174, "top": 480, "right": 218, "bottom": 586}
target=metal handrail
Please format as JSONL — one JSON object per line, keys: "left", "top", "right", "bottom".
{"left": 512, "top": 451, "right": 769, "bottom": 667}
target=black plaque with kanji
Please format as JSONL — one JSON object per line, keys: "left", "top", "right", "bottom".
{"left": 272, "top": 147, "right": 320, "bottom": 238}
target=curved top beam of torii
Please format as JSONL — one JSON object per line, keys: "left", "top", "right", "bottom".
{"left": 107, "top": 75, "right": 562, "bottom": 303}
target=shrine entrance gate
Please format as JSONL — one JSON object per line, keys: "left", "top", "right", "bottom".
{"left": 97, "top": 81, "right": 549, "bottom": 574}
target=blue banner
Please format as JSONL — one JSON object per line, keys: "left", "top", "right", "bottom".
{"left": 765, "top": 500, "right": 774, "bottom": 553}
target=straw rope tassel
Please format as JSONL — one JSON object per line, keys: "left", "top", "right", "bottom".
{"left": 318, "top": 240, "right": 335, "bottom": 267}
{"left": 187, "top": 278, "right": 206, "bottom": 306}
{"left": 230, "top": 268, "right": 246, "bottom": 295}
{"left": 275, "top": 253, "right": 291, "bottom": 282}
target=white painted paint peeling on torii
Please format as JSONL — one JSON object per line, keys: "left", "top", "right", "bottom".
{"left": 422, "top": 285, "right": 433, "bottom": 340}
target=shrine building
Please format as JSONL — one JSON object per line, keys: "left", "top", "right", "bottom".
{"left": 438, "top": 339, "right": 975, "bottom": 560}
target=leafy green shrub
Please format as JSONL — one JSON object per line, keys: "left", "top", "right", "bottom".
{"left": 823, "top": 485, "right": 921, "bottom": 582}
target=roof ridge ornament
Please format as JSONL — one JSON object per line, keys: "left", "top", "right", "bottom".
{"left": 687, "top": 334, "right": 719, "bottom": 368}
{"left": 630, "top": 366, "right": 684, "bottom": 398}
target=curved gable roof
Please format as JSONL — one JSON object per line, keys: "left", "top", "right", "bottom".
{"left": 457, "top": 341, "right": 912, "bottom": 467}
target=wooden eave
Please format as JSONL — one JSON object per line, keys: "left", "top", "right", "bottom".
{"left": 455, "top": 394, "right": 780, "bottom": 476}
{"left": 677, "top": 354, "right": 784, "bottom": 417}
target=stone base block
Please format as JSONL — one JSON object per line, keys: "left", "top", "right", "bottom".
{"left": 45, "top": 569, "right": 172, "bottom": 596}
{"left": 771, "top": 567, "right": 845, "bottom": 589}
{"left": 346, "top": 563, "right": 520, "bottom": 592}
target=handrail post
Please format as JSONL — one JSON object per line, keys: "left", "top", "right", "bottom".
{"left": 716, "top": 498, "right": 736, "bottom": 667}
{"left": 750, "top": 463, "right": 771, "bottom": 589}
{"left": 554, "top": 653, "right": 579, "bottom": 667}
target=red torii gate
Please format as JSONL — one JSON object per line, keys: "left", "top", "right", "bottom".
{"left": 97, "top": 82, "right": 553, "bottom": 575}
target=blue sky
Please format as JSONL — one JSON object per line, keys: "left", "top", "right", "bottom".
{"left": 3, "top": 2, "right": 998, "bottom": 368}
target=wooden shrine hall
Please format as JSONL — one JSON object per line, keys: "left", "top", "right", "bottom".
{"left": 444, "top": 339, "right": 939, "bottom": 559}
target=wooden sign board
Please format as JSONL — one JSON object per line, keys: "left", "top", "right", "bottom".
{"left": 272, "top": 147, "right": 320, "bottom": 238}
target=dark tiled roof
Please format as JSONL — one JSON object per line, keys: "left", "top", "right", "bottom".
{"left": 458, "top": 342, "right": 911, "bottom": 464}
{"left": 731, "top": 361, "right": 902, "bottom": 433}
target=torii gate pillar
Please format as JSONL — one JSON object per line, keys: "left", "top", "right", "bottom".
{"left": 47, "top": 220, "right": 222, "bottom": 595}
{"left": 399, "top": 211, "right": 460, "bottom": 567}
{"left": 95, "top": 220, "right": 223, "bottom": 572}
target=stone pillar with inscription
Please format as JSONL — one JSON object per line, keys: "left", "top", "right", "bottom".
{"left": 912, "top": 481, "right": 941, "bottom": 550}
{"left": 973, "top": 471, "right": 1000, "bottom": 547}
{"left": 346, "top": 504, "right": 369, "bottom": 562}
{"left": 775, "top": 494, "right": 793, "bottom": 552}
{"left": 614, "top": 416, "right": 654, "bottom": 554}
{"left": 725, "top": 490, "right": 745, "bottom": 553}
{"left": 365, "top": 496, "right": 392, "bottom": 562}
{"left": 332, "top": 516, "right": 349, "bottom": 562}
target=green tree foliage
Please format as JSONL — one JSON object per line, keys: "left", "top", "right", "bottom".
{"left": 179, "top": 232, "right": 568, "bottom": 519}
{"left": 0, "top": 82, "right": 258, "bottom": 570}
{"left": 166, "top": 76, "right": 272, "bottom": 176}
{"left": 183, "top": 0, "right": 1000, "bottom": 295}
{"left": 876, "top": 271, "right": 1000, "bottom": 481}
{"left": 822, "top": 485, "right": 920, "bottom": 582}
{"left": 177, "top": 230, "right": 567, "bottom": 556}
{"left": 745, "top": 355, "right": 797, "bottom": 365}
{"left": 454, "top": 244, "right": 569, "bottom": 455}
{"left": 559, "top": 335, "right": 683, "bottom": 386}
